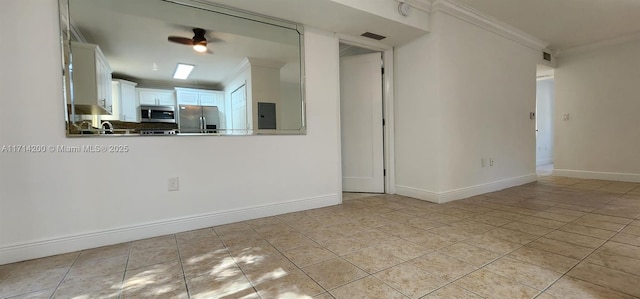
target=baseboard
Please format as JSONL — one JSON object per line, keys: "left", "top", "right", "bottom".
{"left": 396, "top": 174, "right": 538, "bottom": 204}
{"left": 438, "top": 174, "right": 538, "bottom": 203}
{"left": 536, "top": 158, "right": 553, "bottom": 166}
{"left": 394, "top": 185, "right": 441, "bottom": 203}
{"left": 0, "top": 194, "right": 340, "bottom": 265}
{"left": 553, "top": 169, "right": 640, "bottom": 183}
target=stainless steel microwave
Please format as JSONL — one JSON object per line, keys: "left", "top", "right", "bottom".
{"left": 140, "top": 105, "right": 176, "bottom": 123}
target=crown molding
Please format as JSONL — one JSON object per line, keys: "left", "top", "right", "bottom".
{"left": 403, "top": 0, "right": 432, "bottom": 13}
{"left": 556, "top": 31, "right": 640, "bottom": 57}
{"left": 431, "top": 0, "right": 549, "bottom": 51}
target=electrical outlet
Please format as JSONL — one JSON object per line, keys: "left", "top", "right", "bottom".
{"left": 481, "top": 158, "right": 486, "bottom": 168}
{"left": 168, "top": 177, "right": 179, "bottom": 191}
{"left": 490, "top": 158, "right": 495, "bottom": 167}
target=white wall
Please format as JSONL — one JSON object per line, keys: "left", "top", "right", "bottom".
{"left": 251, "top": 64, "right": 282, "bottom": 131}
{"left": 554, "top": 40, "right": 640, "bottom": 182}
{"left": 329, "top": 0, "right": 430, "bottom": 32}
{"left": 535, "top": 78, "right": 554, "bottom": 166}
{"left": 394, "top": 21, "right": 443, "bottom": 195}
{"left": 0, "top": 0, "right": 341, "bottom": 264}
{"left": 280, "top": 82, "right": 304, "bottom": 130}
{"left": 395, "top": 12, "right": 539, "bottom": 203}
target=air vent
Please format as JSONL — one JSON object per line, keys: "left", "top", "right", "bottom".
{"left": 361, "top": 32, "right": 386, "bottom": 41}
{"left": 543, "top": 51, "right": 552, "bottom": 62}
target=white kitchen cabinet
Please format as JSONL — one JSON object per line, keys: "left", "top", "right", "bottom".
{"left": 137, "top": 88, "right": 176, "bottom": 106}
{"left": 103, "top": 80, "right": 139, "bottom": 122}
{"left": 199, "top": 92, "right": 219, "bottom": 106}
{"left": 175, "top": 87, "right": 224, "bottom": 106}
{"left": 70, "top": 41, "right": 113, "bottom": 114}
{"left": 174, "top": 89, "right": 199, "bottom": 105}
{"left": 119, "top": 80, "right": 139, "bottom": 122}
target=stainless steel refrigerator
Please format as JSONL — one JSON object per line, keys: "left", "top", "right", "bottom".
{"left": 178, "top": 105, "right": 220, "bottom": 133}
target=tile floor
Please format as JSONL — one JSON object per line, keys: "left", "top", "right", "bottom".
{"left": 2, "top": 176, "right": 640, "bottom": 298}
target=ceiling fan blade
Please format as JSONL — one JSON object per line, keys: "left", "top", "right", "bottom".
{"left": 168, "top": 36, "right": 194, "bottom": 45}
{"left": 207, "top": 36, "right": 225, "bottom": 44}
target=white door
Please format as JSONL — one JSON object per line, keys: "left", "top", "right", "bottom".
{"left": 340, "top": 52, "right": 384, "bottom": 193}
{"left": 231, "top": 84, "right": 247, "bottom": 133}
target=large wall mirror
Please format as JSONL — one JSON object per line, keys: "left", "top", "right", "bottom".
{"left": 59, "top": 0, "right": 305, "bottom": 136}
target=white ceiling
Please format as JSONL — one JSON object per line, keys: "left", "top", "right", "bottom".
{"left": 68, "top": 0, "right": 640, "bottom": 85}
{"left": 69, "top": 0, "right": 302, "bottom": 88}
{"left": 204, "top": 0, "right": 640, "bottom": 53}
{"left": 454, "top": 0, "right": 640, "bottom": 52}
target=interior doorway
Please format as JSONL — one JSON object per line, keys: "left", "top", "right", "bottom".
{"left": 536, "top": 64, "right": 555, "bottom": 176}
{"left": 339, "top": 43, "right": 385, "bottom": 193}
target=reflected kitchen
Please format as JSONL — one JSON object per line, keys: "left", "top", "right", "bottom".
{"left": 64, "top": 0, "right": 304, "bottom": 136}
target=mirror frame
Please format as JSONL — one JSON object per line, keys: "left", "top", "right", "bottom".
{"left": 59, "top": 0, "right": 306, "bottom": 137}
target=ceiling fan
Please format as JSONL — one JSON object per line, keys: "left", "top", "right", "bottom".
{"left": 168, "top": 28, "right": 212, "bottom": 53}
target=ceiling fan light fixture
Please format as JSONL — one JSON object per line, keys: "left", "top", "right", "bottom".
{"left": 193, "top": 42, "right": 207, "bottom": 53}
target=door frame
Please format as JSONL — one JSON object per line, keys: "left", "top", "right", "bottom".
{"left": 338, "top": 34, "right": 396, "bottom": 194}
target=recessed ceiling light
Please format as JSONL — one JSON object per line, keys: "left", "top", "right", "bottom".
{"left": 173, "top": 63, "right": 195, "bottom": 80}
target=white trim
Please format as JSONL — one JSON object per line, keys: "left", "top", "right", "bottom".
{"left": 382, "top": 48, "right": 396, "bottom": 194}
{"left": 536, "top": 158, "right": 553, "bottom": 166}
{"left": 331, "top": 34, "right": 344, "bottom": 201}
{"left": 439, "top": 174, "right": 537, "bottom": 203}
{"left": 553, "top": 169, "right": 640, "bottom": 183}
{"left": 394, "top": 0, "right": 432, "bottom": 13}
{"left": 431, "top": 0, "right": 549, "bottom": 51}
{"left": 556, "top": 31, "right": 640, "bottom": 57}
{"left": 69, "top": 21, "right": 87, "bottom": 43}
{"left": 337, "top": 34, "right": 395, "bottom": 195}
{"left": 336, "top": 33, "right": 393, "bottom": 51}
{"left": 224, "top": 58, "right": 251, "bottom": 87}
{"left": 396, "top": 174, "right": 537, "bottom": 203}
{"left": 0, "top": 194, "right": 340, "bottom": 265}
{"left": 536, "top": 75, "right": 554, "bottom": 81}
{"left": 411, "top": 0, "right": 432, "bottom": 13}
{"left": 395, "top": 185, "right": 440, "bottom": 203}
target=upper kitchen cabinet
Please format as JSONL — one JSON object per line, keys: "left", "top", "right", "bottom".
{"left": 102, "top": 79, "right": 139, "bottom": 122}
{"left": 137, "top": 88, "right": 176, "bottom": 106}
{"left": 175, "top": 88, "right": 224, "bottom": 107}
{"left": 118, "top": 80, "right": 139, "bottom": 122}
{"left": 70, "top": 41, "right": 113, "bottom": 115}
